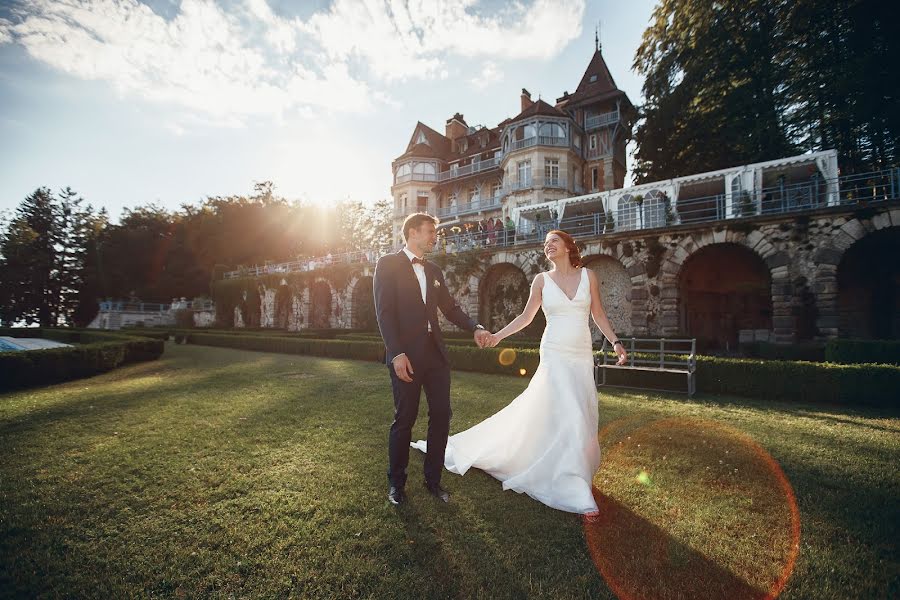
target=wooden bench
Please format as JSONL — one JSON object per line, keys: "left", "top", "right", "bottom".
{"left": 594, "top": 337, "right": 697, "bottom": 396}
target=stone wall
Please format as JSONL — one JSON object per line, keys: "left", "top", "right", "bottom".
{"left": 213, "top": 205, "right": 900, "bottom": 344}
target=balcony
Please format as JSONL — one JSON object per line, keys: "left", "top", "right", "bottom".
{"left": 503, "top": 176, "right": 578, "bottom": 194}
{"left": 437, "top": 156, "right": 501, "bottom": 182}
{"left": 435, "top": 195, "right": 503, "bottom": 219}
{"left": 585, "top": 110, "right": 619, "bottom": 131}
{"left": 394, "top": 172, "right": 438, "bottom": 184}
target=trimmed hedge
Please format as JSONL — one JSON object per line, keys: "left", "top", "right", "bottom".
{"left": 186, "top": 333, "right": 385, "bottom": 362}
{"left": 739, "top": 341, "right": 826, "bottom": 362}
{"left": 0, "top": 328, "right": 165, "bottom": 391}
{"left": 183, "top": 332, "right": 899, "bottom": 407}
{"left": 825, "top": 339, "right": 900, "bottom": 365}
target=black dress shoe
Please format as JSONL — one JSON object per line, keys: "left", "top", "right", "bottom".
{"left": 424, "top": 482, "right": 450, "bottom": 503}
{"left": 388, "top": 486, "right": 406, "bottom": 505}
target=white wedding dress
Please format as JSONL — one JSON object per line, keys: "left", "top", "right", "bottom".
{"left": 412, "top": 267, "right": 600, "bottom": 514}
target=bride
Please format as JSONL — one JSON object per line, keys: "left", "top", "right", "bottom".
{"left": 412, "top": 230, "right": 627, "bottom": 515}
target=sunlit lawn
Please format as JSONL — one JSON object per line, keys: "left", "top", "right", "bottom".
{"left": 1, "top": 343, "right": 897, "bottom": 599}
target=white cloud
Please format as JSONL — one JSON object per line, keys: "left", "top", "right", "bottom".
{"left": 470, "top": 61, "right": 501, "bottom": 90}
{"left": 0, "top": 0, "right": 585, "bottom": 124}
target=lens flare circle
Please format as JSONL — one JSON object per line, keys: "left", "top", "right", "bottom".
{"left": 583, "top": 417, "right": 800, "bottom": 600}
{"left": 498, "top": 348, "right": 517, "bottom": 366}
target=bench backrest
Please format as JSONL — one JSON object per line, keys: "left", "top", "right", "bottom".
{"left": 596, "top": 337, "right": 696, "bottom": 372}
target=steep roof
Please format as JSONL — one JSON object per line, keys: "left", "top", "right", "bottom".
{"left": 564, "top": 50, "right": 632, "bottom": 110}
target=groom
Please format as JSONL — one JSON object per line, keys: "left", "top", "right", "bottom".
{"left": 374, "top": 213, "right": 491, "bottom": 505}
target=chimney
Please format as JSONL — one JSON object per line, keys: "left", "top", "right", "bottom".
{"left": 521, "top": 88, "right": 533, "bottom": 112}
{"left": 445, "top": 112, "right": 468, "bottom": 140}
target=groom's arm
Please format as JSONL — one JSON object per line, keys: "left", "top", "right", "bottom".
{"left": 435, "top": 268, "right": 478, "bottom": 332}
{"left": 374, "top": 256, "right": 403, "bottom": 361}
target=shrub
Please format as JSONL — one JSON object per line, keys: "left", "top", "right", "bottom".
{"left": 0, "top": 328, "right": 164, "bottom": 391}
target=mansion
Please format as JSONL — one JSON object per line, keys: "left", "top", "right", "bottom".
{"left": 390, "top": 47, "right": 632, "bottom": 246}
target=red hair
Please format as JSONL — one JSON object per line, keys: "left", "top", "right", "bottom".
{"left": 546, "top": 230, "right": 583, "bottom": 267}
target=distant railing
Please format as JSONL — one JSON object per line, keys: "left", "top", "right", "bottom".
{"left": 226, "top": 167, "right": 899, "bottom": 276}
{"left": 394, "top": 172, "right": 438, "bottom": 184}
{"left": 98, "top": 302, "right": 170, "bottom": 313}
{"left": 224, "top": 249, "right": 391, "bottom": 279}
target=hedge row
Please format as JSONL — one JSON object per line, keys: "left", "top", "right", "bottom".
{"left": 184, "top": 333, "right": 898, "bottom": 407}
{"left": 825, "top": 338, "right": 900, "bottom": 365}
{"left": 0, "top": 328, "right": 165, "bottom": 391}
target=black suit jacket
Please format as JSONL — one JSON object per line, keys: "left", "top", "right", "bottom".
{"left": 373, "top": 250, "right": 478, "bottom": 366}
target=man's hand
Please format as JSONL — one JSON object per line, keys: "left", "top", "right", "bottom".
{"left": 485, "top": 333, "right": 501, "bottom": 348}
{"left": 392, "top": 354, "right": 415, "bottom": 382}
{"left": 474, "top": 329, "right": 491, "bottom": 348}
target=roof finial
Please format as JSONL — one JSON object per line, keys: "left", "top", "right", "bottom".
{"left": 595, "top": 24, "right": 599, "bottom": 52}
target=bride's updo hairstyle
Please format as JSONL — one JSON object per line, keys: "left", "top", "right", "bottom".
{"left": 547, "top": 229, "right": 583, "bottom": 268}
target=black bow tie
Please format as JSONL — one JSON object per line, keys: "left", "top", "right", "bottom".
{"left": 411, "top": 257, "right": 426, "bottom": 266}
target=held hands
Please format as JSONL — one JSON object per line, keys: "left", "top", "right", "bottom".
{"left": 614, "top": 342, "right": 628, "bottom": 366}
{"left": 473, "top": 328, "right": 492, "bottom": 349}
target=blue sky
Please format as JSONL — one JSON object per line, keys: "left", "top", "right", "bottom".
{"left": 0, "top": 0, "right": 656, "bottom": 222}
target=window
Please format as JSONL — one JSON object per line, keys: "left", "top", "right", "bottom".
{"left": 523, "top": 124, "right": 536, "bottom": 139}
{"left": 591, "top": 168, "right": 599, "bottom": 191}
{"left": 643, "top": 190, "right": 666, "bottom": 228}
{"left": 417, "top": 193, "right": 428, "bottom": 212}
{"left": 617, "top": 195, "right": 639, "bottom": 230}
{"left": 492, "top": 182, "right": 502, "bottom": 199}
{"left": 590, "top": 74, "right": 598, "bottom": 83}
{"left": 396, "top": 163, "right": 411, "bottom": 181}
{"left": 517, "top": 160, "right": 532, "bottom": 187}
{"left": 468, "top": 187, "right": 479, "bottom": 203}
{"left": 460, "top": 140, "right": 467, "bottom": 153}
{"left": 589, "top": 135, "right": 597, "bottom": 150}
{"left": 574, "top": 135, "right": 581, "bottom": 148}
{"left": 539, "top": 123, "right": 565, "bottom": 139}
{"left": 545, "top": 159, "right": 560, "bottom": 186}
{"left": 503, "top": 136, "right": 509, "bottom": 152}
{"left": 399, "top": 193, "right": 407, "bottom": 213}
{"left": 415, "top": 131, "right": 428, "bottom": 145}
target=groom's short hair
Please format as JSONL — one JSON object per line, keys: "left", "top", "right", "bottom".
{"left": 403, "top": 213, "right": 439, "bottom": 241}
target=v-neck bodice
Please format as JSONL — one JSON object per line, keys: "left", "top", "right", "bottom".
{"left": 539, "top": 267, "right": 592, "bottom": 358}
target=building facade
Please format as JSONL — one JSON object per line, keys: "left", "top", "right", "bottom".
{"left": 389, "top": 48, "right": 633, "bottom": 247}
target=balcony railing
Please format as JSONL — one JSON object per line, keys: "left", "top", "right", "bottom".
{"left": 226, "top": 167, "right": 899, "bottom": 273}
{"left": 503, "top": 176, "right": 578, "bottom": 194}
{"left": 437, "top": 156, "right": 501, "bottom": 182}
{"left": 435, "top": 195, "right": 502, "bottom": 219}
{"left": 585, "top": 110, "right": 619, "bottom": 130}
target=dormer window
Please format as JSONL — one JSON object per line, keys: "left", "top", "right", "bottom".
{"left": 590, "top": 75, "right": 598, "bottom": 83}
{"left": 460, "top": 140, "right": 467, "bottom": 153}
{"left": 416, "top": 131, "right": 428, "bottom": 145}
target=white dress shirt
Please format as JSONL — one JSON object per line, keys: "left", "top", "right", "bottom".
{"left": 402, "top": 247, "right": 428, "bottom": 308}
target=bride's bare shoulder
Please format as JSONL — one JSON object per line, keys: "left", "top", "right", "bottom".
{"left": 532, "top": 272, "right": 549, "bottom": 287}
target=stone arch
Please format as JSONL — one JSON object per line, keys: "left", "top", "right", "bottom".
{"left": 835, "top": 225, "right": 900, "bottom": 339}
{"left": 676, "top": 242, "right": 773, "bottom": 350}
{"left": 308, "top": 279, "right": 334, "bottom": 329}
{"left": 583, "top": 254, "right": 633, "bottom": 339}
{"left": 478, "top": 262, "right": 543, "bottom": 335}
{"left": 348, "top": 275, "right": 376, "bottom": 330}
{"left": 273, "top": 280, "right": 293, "bottom": 329}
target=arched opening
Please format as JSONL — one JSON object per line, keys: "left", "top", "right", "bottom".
{"left": 584, "top": 255, "right": 633, "bottom": 340}
{"left": 273, "top": 284, "right": 292, "bottom": 329}
{"left": 309, "top": 280, "right": 332, "bottom": 329}
{"left": 350, "top": 276, "right": 376, "bottom": 330}
{"left": 479, "top": 264, "right": 544, "bottom": 337}
{"left": 837, "top": 227, "right": 900, "bottom": 339}
{"left": 678, "top": 243, "right": 772, "bottom": 350}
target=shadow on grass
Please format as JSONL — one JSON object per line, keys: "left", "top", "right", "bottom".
{"left": 584, "top": 490, "right": 768, "bottom": 600}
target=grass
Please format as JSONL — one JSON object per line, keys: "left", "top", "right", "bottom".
{"left": 1, "top": 343, "right": 897, "bottom": 599}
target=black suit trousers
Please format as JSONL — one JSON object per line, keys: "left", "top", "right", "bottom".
{"left": 387, "top": 333, "right": 451, "bottom": 489}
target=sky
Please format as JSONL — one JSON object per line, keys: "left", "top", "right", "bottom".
{"left": 0, "top": 0, "right": 657, "bottom": 222}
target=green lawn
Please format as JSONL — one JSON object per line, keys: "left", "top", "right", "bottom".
{"left": 1, "top": 343, "right": 897, "bottom": 599}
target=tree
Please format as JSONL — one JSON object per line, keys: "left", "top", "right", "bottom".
{"left": 0, "top": 188, "right": 57, "bottom": 325}
{"left": 633, "top": 0, "right": 794, "bottom": 183}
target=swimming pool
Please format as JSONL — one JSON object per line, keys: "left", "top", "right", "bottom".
{"left": 0, "top": 338, "right": 24, "bottom": 351}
